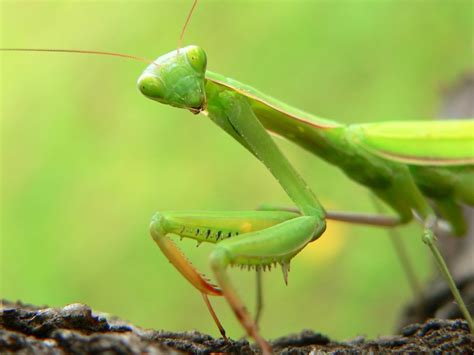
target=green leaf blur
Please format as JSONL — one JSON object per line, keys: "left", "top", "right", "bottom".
{"left": 2, "top": 0, "right": 472, "bottom": 340}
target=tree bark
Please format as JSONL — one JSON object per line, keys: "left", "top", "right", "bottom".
{"left": 1, "top": 300, "right": 473, "bottom": 354}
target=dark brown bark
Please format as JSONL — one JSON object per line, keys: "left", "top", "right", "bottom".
{"left": 1, "top": 300, "right": 473, "bottom": 354}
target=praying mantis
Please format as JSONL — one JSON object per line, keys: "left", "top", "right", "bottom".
{"left": 138, "top": 42, "right": 474, "bottom": 354}
{"left": 1, "top": 1, "right": 472, "bottom": 354}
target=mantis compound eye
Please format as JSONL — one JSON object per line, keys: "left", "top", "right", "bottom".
{"left": 185, "top": 45, "right": 207, "bottom": 73}
{"left": 137, "top": 74, "right": 167, "bottom": 100}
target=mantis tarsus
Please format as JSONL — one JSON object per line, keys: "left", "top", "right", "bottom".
{"left": 1, "top": 1, "right": 472, "bottom": 354}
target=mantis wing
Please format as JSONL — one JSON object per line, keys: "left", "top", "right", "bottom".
{"left": 350, "top": 120, "right": 474, "bottom": 166}
{"left": 351, "top": 120, "right": 474, "bottom": 224}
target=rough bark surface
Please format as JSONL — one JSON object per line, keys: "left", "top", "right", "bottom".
{"left": 1, "top": 300, "right": 473, "bottom": 354}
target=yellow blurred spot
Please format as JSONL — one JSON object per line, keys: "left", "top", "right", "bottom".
{"left": 240, "top": 222, "right": 253, "bottom": 233}
{"left": 300, "top": 213, "right": 346, "bottom": 265}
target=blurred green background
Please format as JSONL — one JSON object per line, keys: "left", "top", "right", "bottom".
{"left": 1, "top": 0, "right": 473, "bottom": 341}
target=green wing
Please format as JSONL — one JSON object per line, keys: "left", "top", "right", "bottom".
{"left": 351, "top": 120, "right": 474, "bottom": 166}
{"left": 205, "top": 71, "right": 341, "bottom": 129}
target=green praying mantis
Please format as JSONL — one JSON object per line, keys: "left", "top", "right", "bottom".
{"left": 2, "top": 1, "right": 474, "bottom": 353}
{"left": 138, "top": 46, "right": 474, "bottom": 353}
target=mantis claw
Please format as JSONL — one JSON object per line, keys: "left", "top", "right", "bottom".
{"left": 281, "top": 262, "right": 290, "bottom": 286}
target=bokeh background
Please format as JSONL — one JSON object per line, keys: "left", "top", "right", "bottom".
{"left": 2, "top": 0, "right": 473, "bottom": 341}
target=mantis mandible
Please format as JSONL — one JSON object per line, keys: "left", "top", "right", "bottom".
{"left": 1, "top": 1, "right": 472, "bottom": 354}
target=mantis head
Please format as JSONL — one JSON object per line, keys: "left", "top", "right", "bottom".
{"left": 138, "top": 45, "right": 207, "bottom": 114}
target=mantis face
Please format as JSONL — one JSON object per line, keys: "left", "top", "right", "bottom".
{"left": 138, "top": 45, "right": 207, "bottom": 114}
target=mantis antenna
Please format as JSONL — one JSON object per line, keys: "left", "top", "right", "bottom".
{"left": 177, "top": 0, "right": 199, "bottom": 54}
{"left": 0, "top": 2, "right": 202, "bottom": 63}
{"left": 1, "top": 4, "right": 231, "bottom": 339}
{"left": 0, "top": 48, "right": 154, "bottom": 65}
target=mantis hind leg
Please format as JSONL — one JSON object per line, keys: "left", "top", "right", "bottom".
{"left": 378, "top": 171, "right": 474, "bottom": 331}
{"left": 369, "top": 196, "right": 425, "bottom": 307}
{"left": 422, "top": 216, "right": 474, "bottom": 333}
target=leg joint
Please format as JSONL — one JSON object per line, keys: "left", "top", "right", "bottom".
{"left": 149, "top": 212, "right": 166, "bottom": 242}
{"left": 210, "top": 247, "right": 230, "bottom": 271}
